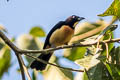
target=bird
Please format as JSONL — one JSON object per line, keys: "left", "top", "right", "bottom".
{"left": 30, "top": 15, "right": 85, "bottom": 71}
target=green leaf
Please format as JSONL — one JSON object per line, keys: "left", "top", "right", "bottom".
{"left": 83, "top": 71, "right": 89, "bottom": 80}
{"left": 109, "top": 46, "right": 120, "bottom": 65}
{"left": 103, "top": 46, "right": 120, "bottom": 80}
{"left": 64, "top": 47, "right": 86, "bottom": 61}
{"left": 106, "top": 63, "right": 120, "bottom": 80}
{"left": 0, "top": 47, "right": 11, "bottom": 79}
{"left": 29, "top": 26, "right": 46, "bottom": 37}
{"left": 87, "top": 62, "right": 113, "bottom": 80}
{"left": 98, "top": 0, "right": 120, "bottom": 18}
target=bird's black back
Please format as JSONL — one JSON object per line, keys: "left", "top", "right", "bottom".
{"left": 43, "top": 21, "right": 65, "bottom": 49}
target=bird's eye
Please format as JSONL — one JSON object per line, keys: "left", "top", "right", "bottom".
{"left": 72, "top": 16, "right": 75, "bottom": 18}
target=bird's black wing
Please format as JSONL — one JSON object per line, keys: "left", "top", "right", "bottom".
{"left": 43, "top": 21, "right": 65, "bottom": 49}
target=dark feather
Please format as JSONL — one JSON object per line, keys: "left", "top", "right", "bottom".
{"left": 43, "top": 21, "right": 65, "bottom": 48}
{"left": 30, "top": 21, "right": 65, "bottom": 70}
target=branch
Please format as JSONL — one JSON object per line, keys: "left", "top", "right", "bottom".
{"left": 15, "top": 52, "right": 25, "bottom": 80}
{"left": 19, "top": 55, "right": 32, "bottom": 80}
{"left": 0, "top": 31, "right": 20, "bottom": 52}
{"left": 25, "top": 54, "right": 84, "bottom": 72}
{"left": 0, "top": 30, "right": 84, "bottom": 72}
{"left": 0, "top": 30, "right": 120, "bottom": 75}
{"left": 0, "top": 30, "right": 120, "bottom": 55}
{"left": 0, "top": 31, "right": 31, "bottom": 80}
{"left": 19, "top": 38, "right": 120, "bottom": 54}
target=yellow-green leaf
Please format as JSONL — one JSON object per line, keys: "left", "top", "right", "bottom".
{"left": 98, "top": 0, "right": 120, "bottom": 18}
{"left": 64, "top": 47, "right": 86, "bottom": 61}
{"left": 0, "top": 47, "right": 11, "bottom": 79}
{"left": 29, "top": 26, "right": 46, "bottom": 37}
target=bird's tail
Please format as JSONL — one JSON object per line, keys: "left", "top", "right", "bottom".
{"left": 30, "top": 52, "right": 52, "bottom": 71}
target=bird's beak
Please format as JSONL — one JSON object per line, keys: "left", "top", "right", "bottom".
{"left": 73, "top": 17, "right": 85, "bottom": 27}
{"left": 77, "top": 17, "right": 85, "bottom": 21}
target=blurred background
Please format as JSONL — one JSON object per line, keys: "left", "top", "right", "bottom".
{"left": 0, "top": 0, "right": 120, "bottom": 80}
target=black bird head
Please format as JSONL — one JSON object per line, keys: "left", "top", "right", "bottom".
{"left": 65, "top": 15, "right": 85, "bottom": 28}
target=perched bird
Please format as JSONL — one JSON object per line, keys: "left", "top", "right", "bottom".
{"left": 30, "top": 15, "right": 85, "bottom": 71}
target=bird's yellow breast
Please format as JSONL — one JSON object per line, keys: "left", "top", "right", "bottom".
{"left": 49, "top": 25, "right": 74, "bottom": 46}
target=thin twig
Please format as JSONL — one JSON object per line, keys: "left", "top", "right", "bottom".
{"left": 105, "top": 43, "right": 109, "bottom": 58}
{"left": 105, "top": 43, "right": 109, "bottom": 62}
{"left": 25, "top": 54, "right": 84, "bottom": 72}
{"left": 97, "top": 40, "right": 100, "bottom": 49}
{"left": 15, "top": 52, "right": 26, "bottom": 80}
{"left": 20, "top": 55, "right": 32, "bottom": 80}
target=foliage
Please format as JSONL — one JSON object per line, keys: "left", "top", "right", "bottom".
{"left": 0, "top": 0, "right": 120, "bottom": 80}
{"left": 29, "top": 26, "right": 46, "bottom": 37}
{"left": 0, "top": 29, "right": 11, "bottom": 79}
{"left": 98, "top": 0, "right": 120, "bottom": 18}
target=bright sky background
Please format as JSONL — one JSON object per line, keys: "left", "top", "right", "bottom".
{"left": 0, "top": 0, "right": 120, "bottom": 80}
